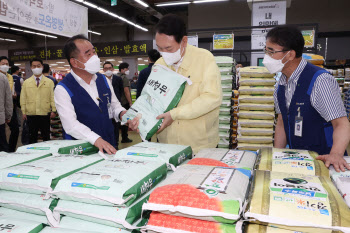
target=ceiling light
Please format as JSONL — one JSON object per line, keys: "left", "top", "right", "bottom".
{"left": 57, "top": 67, "right": 65, "bottom": 68}
{"left": 138, "top": 64, "right": 145, "bottom": 66}
{"left": 88, "top": 30, "right": 101, "bottom": 36}
{"left": 156, "top": 2, "right": 190, "bottom": 6}
{"left": 75, "top": 0, "right": 84, "bottom": 2}
{"left": 10, "top": 27, "right": 23, "bottom": 32}
{"left": 135, "top": 0, "right": 149, "bottom": 7}
{"left": 50, "top": 64, "right": 58, "bottom": 66}
{"left": 97, "top": 7, "right": 109, "bottom": 14}
{"left": 144, "top": 60, "right": 148, "bottom": 62}
{"left": 138, "top": 58, "right": 143, "bottom": 60}
{"left": 23, "top": 30, "right": 36, "bottom": 34}
{"left": 56, "top": 62, "right": 65, "bottom": 63}
{"left": 0, "top": 26, "right": 9, "bottom": 29}
{"left": 118, "top": 61, "right": 123, "bottom": 63}
{"left": 64, "top": 65, "right": 70, "bottom": 66}
{"left": 193, "top": 0, "right": 228, "bottom": 3}
{"left": 106, "top": 59, "right": 116, "bottom": 61}
{"left": 14, "top": 63, "right": 21, "bottom": 66}
{"left": 46, "top": 35, "right": 57, "bottom": 38}
{"left": 5, "top": 39, "right": 16, "bottom": 42}
{"left": 0, "top": 38, "right": 4, "bottom": 40}
{"left": 36, "top": 33, "right": 46, "bottom": 36}
{"left": 83, "top": 1, "right": 97, "bottom": 8}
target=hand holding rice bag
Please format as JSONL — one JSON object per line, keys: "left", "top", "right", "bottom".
{"left": 121, "top": 65, "right": 191, "bottom": 141}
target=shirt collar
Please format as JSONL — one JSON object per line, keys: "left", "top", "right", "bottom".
{"left": 278, "top": 59, "right": 307, "bottom": 86}
{"left": 71, "top": 69, "right": 97, "bottom": 85}
{"left": 172, "top": 44, "right": 193, "bottom": 72}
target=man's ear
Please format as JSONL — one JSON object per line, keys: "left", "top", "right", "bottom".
{"left": 289, "top": 50, "right": 297, "bottom": 61}
{"left": 182, "top": 36, "right": 188, "bottom": 45}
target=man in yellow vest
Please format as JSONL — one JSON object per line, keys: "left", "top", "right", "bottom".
{"left": 20, "top": 58, "right": 56, "bottom": 143}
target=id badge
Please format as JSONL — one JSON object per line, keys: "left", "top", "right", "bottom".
{"left": 107, "top": 97, "right": 113, "bottom": 119}
{"left": 294, "top": 116, "right": 303, "bottom": 137}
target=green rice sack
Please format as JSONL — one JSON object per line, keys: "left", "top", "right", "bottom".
{"left": 237, "top": 135, "right": 273, "bottom": 144}
{"left": 237, "top": 119, "right": 274, "bottom": 128}
{"left": 0, "top": 208, "right": 48, "bottom": 224}
{"left": 239, "top": 78, "right": 276, "bottom": 86}
{"left": 16, "top": 140, "right": 98, "bottom": 155}
{"left": 121, "top": 65, "right": 191, "bottom": 141}
{"left": 0, "top": 191, "right": 58, "bottom": 227}
{"left": 238, "top": 95, "right": 274, "bottom": 104}
{"left": 51, "top": 157, "right": 167, "bottom": 206}
{"left": 0, "top": 217, "right": 44, "bottom": 233}
{"left": 0, "top": 154, "right": 103, "bottom": 196}
{"left": 239, "top": 86, "right": 274, "bottom": 95}
{"left": 0, "top": 152, "right": 51, "bottom": 169}
{"left": 115, "top": 142, "right": 193, "bottom": 171}
{"left": 238, "top": 127, "right": 274, "bottom": 136}
{"left": 239, "top": 103, "right": 274, "bottom": 111}
{"left": 238, "top": 111, "right": 275, "bottom": 120}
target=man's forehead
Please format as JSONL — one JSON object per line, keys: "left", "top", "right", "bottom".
{"left": 266, "top": 39, "right": 283, "bottom": 50}
{"left": 75, "top": 39, "right": 94, "bottom": 50}
{"left": 0, "top": 59, "right": 8, "bottom": 63}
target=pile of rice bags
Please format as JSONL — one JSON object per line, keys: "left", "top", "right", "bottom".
{"left": 216, "top": 56, "right": 236, "bottom": 149}
{"left": 302, "top": 53, "right": 325, "bottom": 67}
{"left": 50, "top": 115, "right": 63, "bottom": 140}
{"left": 237, "top": 66, "right": 276, "bottom": 150}
{"left": 329, "top": 157, "right": 350, "bottom": 208}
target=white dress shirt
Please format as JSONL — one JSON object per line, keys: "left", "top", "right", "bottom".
{"left": 54, "top": 70, "right": 125, "bottom": 145}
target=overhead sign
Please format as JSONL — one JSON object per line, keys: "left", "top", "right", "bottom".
{"left": 111, "top": 0, "right": 117, "bottom": 6}
{"left": 252, "top": 1, "right": 287, "bottom": 28}
{"left": 187, "top": 36, "right": 199, "bottom": 47}
{"left": 302, "top": 30, "right": 315, "bottom": 48}
{"left": 8, "top": 40, "right": 153, "bottom": 61}
{"left": 213, "top": 34, "right": 234, "bottom": 50}
{"left": 0, "top": 0, "right": 88, "bottom": 38}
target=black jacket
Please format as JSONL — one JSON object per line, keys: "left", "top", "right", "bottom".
{"left": 136, "top": 63, "right": 154, "bottom": 98}
{"left": 111, "top": 75, "right": 123, "bottom": 102}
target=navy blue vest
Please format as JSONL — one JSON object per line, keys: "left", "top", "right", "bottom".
{"left": 277, "top": 62, "right": 334, "bottom": 155}
{"left": 58, "top": 73, "right": 115, "bottom": 147}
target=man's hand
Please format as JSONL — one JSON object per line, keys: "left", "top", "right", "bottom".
{"left": 13, "top": 92, "right": 17, "bottom": 99}
{"left": 156, "top": 112, "right": 174, "bottom": 134}
{"left": 316, "top": 153, "right": 350, "bottom": 172}
{"left": 119, "top": 110, "right": 127, "bottom": 121}
{"left": 94, "top": 137, "right": 117, "bottom": 155}
{"left": 50, "top": 112, "right": 56, "bottom": 118}
{"left": 23, "top": 114, "right": 27, "bottom": 121}
{"left": 127, "top": 117, "right": 140, "bottom": 133}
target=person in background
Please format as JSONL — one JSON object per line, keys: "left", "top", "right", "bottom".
{"left": 129, "top": 14, "right": 222, "bottom": 154}
{"left": 130, "top": 76, "right": 138, "bottom": 90}
{"left": 137, "top": 49, "right": 161, "bottom": 98}
{"left": 21, "top": 58, "right": 56, "bottom": 143}
{"left": 103, "top": 61, "right": 124, "bottom": 150}
{"left": 11, "top": 66, "right": 21, "bottom": 100}
{"left": 0, "top": 57, "right": 19, "bottom": 152}
{"left": 43, "top": 64, "right": 58, "bottom": 87}
{"left": 119, "top": 62, "right": 133, "bottom": 143}
{"left": 0, "top": 61, "right": 13, "bottom": 152}
{"left": 266, "top": 25, "right": 350, "bottom": 172}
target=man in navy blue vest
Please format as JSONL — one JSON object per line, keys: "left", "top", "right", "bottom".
{"left": 264, "top": 26, "right": 350, "bottom": 172}
{"left": 54, "top": 35, "right": 128, "bottom": 155}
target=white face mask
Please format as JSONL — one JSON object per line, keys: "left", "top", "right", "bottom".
{"left": 75, "top": 55, "right": 101, "bottom": 74}
{"left": 160, "top": 42, "right": 183, "bottom": 66}
{"left": 0, "top": 65, "right": 9, "bottom": 73}
{"left": 104, "top": 70, "right": 113, "bottom": 77}
{"left": 125, "top": 70, "right": 130, "bottom": 75}
{"left": 32, "top": 68, "right": 43, "bottom": 76}
{"left": 262, "top": 51, "right": 291, "bottom": 74}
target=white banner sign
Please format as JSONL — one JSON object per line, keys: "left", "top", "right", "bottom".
{"left": 187, "top": 35, "right": 199, "bottom": 47}
{"left": 0, "top": 0, "right": 88, "bottom": 38}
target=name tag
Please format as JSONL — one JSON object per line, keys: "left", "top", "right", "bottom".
{"left": 294, "top": 116, "right": 303, "bottom": 137}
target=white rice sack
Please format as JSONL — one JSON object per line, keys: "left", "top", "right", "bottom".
{"left": 219, "top": 116, "right": 231, "bottom": 124}
{"left": 221, "top": 100, "right": 231, "bottom": 108}
{"left": 0, "top": 217, "right": 44, "bottom": 233}
{"left": 239, "top": 66, "right": 275, "bottom": 78}
{"left": 0, "top": 190, "right": 58, "bottom": 227}
{"left": 221, "top": 75, "right": 233, "bottom": 84}
{"left": 245, "top": 223, "right": 310, "bottom": 233}
{"left": 16, "top": 140, "right": 98, "bottom": 155}
{"left": 191, "top": 148, "right": 257, "bottom": 170}
{"left": 219, "top": 124, "right": 231, "bottom": 132}
{"left": 142, "top": 164, "right": 251, "bottom": 223}
{"left": 239, "top": 86, "right": 274, "bottom": 95}
{"left": 219, "top": 107, "right": 231, "bottom": 116}
{"left": 222, "top": 92, "right": 233, "bottom": 100}
{"left": 0, "top": 154, "right": 103, "bottom": 196}
{"left": 333, "top": 177, "right": 350, "bottom": 208}
{"left": 53, "top": 194, "right": 149, "bottom": 229}
{"left": 218, "top": 138, "right": 230, "bottom": 149}
{"left": 238, "top": 111, "right": 275, "bottom": 120}
{"left": 215, "top": 56, "right": 234, "bottom": 64}
{"left": 39, "top": 228, "right": 101, "bottom": 233}
{"left": 121, "top": 65, "right": 191, "bottom": 141}
{"left": 245, "top": 170, "right": 350, "bottom": 233}
{"left": 222, "top": 85, "right": 232, "bottom": 92}
{"left": 238, "top": 127, "right": 274, "bottom": 136}
{"left": 329, "top": 157, "right": 350, "bottom": 179}
{"left": 239, "top": 103, "right": 274, "bottom": 111}
{"left": 0, "top": 152, "right": 51, "bottom": 169}
{"left": 115, "top": 142, "right": 193, "bottom": 171}
{"left": 219, "top": 68, "right": 233, "bottom": 75}
{"left": 0, "top": 208, "right": 48, "bottom": 224}
{"left": 236, "top": 143, "right": 273, "bottom": 151}
{"left": 237, "top": 136, "right": 273, "bottom": 144}
{"left": 51, "top": 157, "right": 167, "bottom": 206}
{"left": 238, "top": 119, "right": 274, "bottom": 128}
{"left": 239, "top": 78, "right": 276, "bottom": 86}
{"left": 219, "top": 132, "right": 230, "bottom": 140}
{"left": 239, "top": 95, "right": 274, "bottom": 104}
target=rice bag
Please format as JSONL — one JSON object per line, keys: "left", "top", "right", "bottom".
{"left": 239, "top": 78, "right": 276, "bottom": 86}
{"left": 215, "top": 56, "right": 234, "bottom": 64}
{"left": 0, "top": 154, "right": 103, "bottom": 196}
{"left": 238, "top": 111, "right": 275, "bottom": 120}
{"left": 0, "top": 217, "right": 44, "bottom": 233}
{"left": 53, "top": 194, "right": 149, "bottom": 229}
{"left": 219, "top": 107, "right": 231, "bottom": 116}
{"left": 218, "top": 139, "right": 230, "bottom": 149}
{"left": 51, "top": 157, "right": 167, "bottom": 206}
{"left": 302, "top": 53, "right": 325, "bottom": 65}
{"left": 219, "top": 132, "right": 230, "bottom": 140}
{"left": 115, "top": 142, "right": 193, "bottom": 171}
{"left": 16, "top": 140, "right": 98, "bottom": 155}
{"left": 142, "top": 164, "right": 251, "bottom": 223}
{"left": 238, "top": 119, "right": 274, "bottom": 128}
{"left": 239, "top": 66, "right": 275, "bottom": 78}
{"left": 239, "top": 86, "right": 274, "bottom": 95}
{"left": 236, "top": 143, "right": 273, "bottom": 151}
{"left": 145, "top": 212, "right": 241, "bottom": 233}
{"left": 238, "top": 127, "right": 274, "bottom": 136}
{"left": 0, "top": 190, "right": 58, "bottom": 227}
{"left": 221, "top": 76, "right": 233, "bottom": 84}
{"left": 222, "top": 85, "right": 232, "bottom": 92}
{"left": 329, "top": 157, "right": 350, "bottom": 179}
{"left": 0, "top": 152, "right": 51, "bottom": 169}
{"left": 219, "top": 68, "right": 233, "bottom": 75}
{"left": 245, "top": 223, "right": 310, "bottom": 233}
{"left": 0, "top": 208, "right": 48, "bottom": 224}
{"left": 219, "top": 116, "right": 231, "bottom": 124}
{"left": 245, "top": 170, "right": 350, "bottom": 233}
{"left": 238, "top": 95, "right": 274, "bottom": 104}
{"left": 219, "top": 124, "right": 230, "bottom": 132}
{"left": 222, "top": 92, "right": 233, "bottom": 100}
{"left": 237, "top": 136, "right": 273, "bottom": 144}
{"left": 332, "top": 177, "right": 350, "bottom": 208}
{"left": 258, "top": 148, "right": 329, "bottom": 177}
{"left": 190, "top": 148, "right": 257, "bottom": 170}
{"left": 39, "top": 228, "right": 101, "bottom": 233}
{"left": 121, "top": 64, "right": 191, "bottom": 141}
{"left": 239, "top": 103, "right": 274, "bottom": 111}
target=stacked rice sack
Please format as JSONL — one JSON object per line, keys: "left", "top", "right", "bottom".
{"left": 48, "top": 142, "right": 192, "bottom": 232}
{"left": 50, "top": 115, "right": 63, "bottom": 140}
{"left": 131, "top": 89, "right": 137, "bottom": 104}
{"left": 215, "top": 56, "right": 236, "bottom": 149}
{"left": 237, "top": 66, "right": 276, "bottom": 151}
{"left": 245, "top": 148, "right": 350, "bottom": 232}
{"left": 142, "top": 148, "right": 257, "bottom": 233}
{"left": 302, "top": 53, "right": 325, "bottom": 68}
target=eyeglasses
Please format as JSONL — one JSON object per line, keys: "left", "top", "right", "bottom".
{"left": 264, "top": 47, "right": 289, "bottom": 57}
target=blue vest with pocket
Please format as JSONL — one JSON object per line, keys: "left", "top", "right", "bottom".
{"left": 277, "top": 62, "right": 334, "bottom": 155}
{"left": 58, "top": 72, "right": 115, "bottom": 147}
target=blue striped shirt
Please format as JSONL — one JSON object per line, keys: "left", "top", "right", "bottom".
{"left": 274, "top": 59, "right": 346, "bottom": 122}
